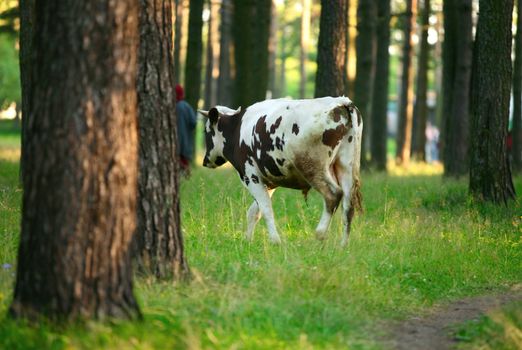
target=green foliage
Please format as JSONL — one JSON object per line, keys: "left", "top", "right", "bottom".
{"left": 0, "top": 128, "right": 521, "bottom": 348}
{"left": 0, "top": 33, "right": 20, "bottom": 109}
{"left": 454, "top": 301, "right": 522, "bottom": 349}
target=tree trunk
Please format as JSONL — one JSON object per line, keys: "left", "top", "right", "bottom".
{"left": 268, "top": 0, "right": 279, "bottom": 99}
{"left": 411, "top": 0, "right": 431, "bottom": 161}
{"left": 184, "top": 0, "right": 204, "bottom": 109}
{"left": 315, "top": 0, "right": 347, "bottom": 97}
{"left": 469, "top": 0, "right": 516, "bottom": 203}
{"left": 18, "top": 0, "right": 35, "bottom": 181}
{"left": 354, "top": 0, "right": 376, "bottom": 165}
{"left": 232, "top": 0, "right": 272, "bottom": 107}
{"left": 204, "top": 0, "right": 220, "bottom": 109}
{"left": 513, "top": 0, "right": 522, "bottom": 171}
{"left": 299, "top": 0, "right": 311, "bottom": 99}
{"left": 137, "top": 0, "right": 189, "bottom": 279}
{"left": 217, "top": 0, "right": 233, "bottom": 106}
{"left": 444, "top": 0, "right": 473, "bottom": 177}
{"left": 370, "top": 0, "right": 391, "bottom": 171}
{"left": 279, "top": 23, "right": 287, "bottom": 97}
{"left": 173, "top": 0, "right": 184, "bottom": 84}
{"left": 395, "top": 0, "right": 417, "bottom": 166}
{"left": 10, "top": 0, "right": 140, "bottom": 320}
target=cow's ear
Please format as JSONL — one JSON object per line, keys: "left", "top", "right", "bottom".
{"left": 208, "top": 107, "right": 219, "bottom": 124}
{"left": 198, "top": 109, "right": 209, "bottom": 118}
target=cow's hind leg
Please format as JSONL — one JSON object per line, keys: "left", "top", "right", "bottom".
{"left": 311, "top": 171, "right": 343, "bottom": 241}
{"left": 246, "top": 185, "right": 281, "bottom": 244}
{"left": 245, "top": 189, "right": 275, "bottom": 242}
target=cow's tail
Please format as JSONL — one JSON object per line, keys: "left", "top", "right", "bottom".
{"left": 349, "top": 104, "right": 363, "bottom": 213}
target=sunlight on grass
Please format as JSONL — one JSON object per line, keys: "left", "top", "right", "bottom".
{"left": 387, "top": 160, "right": 444, "bottom": 176}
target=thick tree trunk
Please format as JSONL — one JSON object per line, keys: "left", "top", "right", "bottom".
{"left": 469, "top": 0, "right": 516, "bottom": 203}
{"left": 444, "top": 0, "right": 473, "bottom": 177}
{"left": 411, "top": 0, "right": 431, "bottom": 161}
{"left": 299, "top": 0, "right": 311, "bottom": 99}
{"left": 10, "top": 0, "right": 140, "bottom": 320}
{"left": 370, "top": 0, "right": 391, "bottom": 171}
{"left": 18, "top": 0, "right": 35, "bottom": 181}
{"left": 217, "top": 0, "right": 233, "bottom": 106}
{"left": 137, "top": 0, "right": 189, "bottom": 279}
{"left": 204, "top": 0, "right": 220, "bottom": 109}
{"left": 513, "top": 0, "right": 522, "bottom": 171}
{"left": 315, "top": 0, "right": 347, "bottom": 97}
{"left": 232, "top": 0, "right": 272, "bottom": 107}
{"left": 354, "top": 0, "right": 376, "bottom": 165}
{"left": 395, "top": 0, "right": 417, "bottom": 166}
{"left": 279, "top": 23, "right": 287, "bottom": 97}
{"left": 184, "top": 0, "right": 204, "bottom": 109}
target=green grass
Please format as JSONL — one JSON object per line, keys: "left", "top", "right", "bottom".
{"left": 0, "top": 129, "right": 521, "bottom": 349}
{"left": 454, "top": 301, "right": 522, "bottom": 349}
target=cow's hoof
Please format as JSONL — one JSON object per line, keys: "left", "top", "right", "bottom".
{"left": 244, "top": 234, "right": 254, "bottom": 242}
{"left": 340, "top": 237, "right": 349, "bottom": 247}
{"left": 269, "top": 235, "right": 282, "bottom": 244}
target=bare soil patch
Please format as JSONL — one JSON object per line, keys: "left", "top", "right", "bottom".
{"left": 385, "top": 288, "right": 522, "bottom": 350}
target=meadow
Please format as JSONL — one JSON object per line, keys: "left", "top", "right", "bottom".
{"left": 0, "top": 122, "right": 521, "bottom": 349}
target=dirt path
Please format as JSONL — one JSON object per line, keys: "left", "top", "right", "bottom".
{"left": 385, "top": 289, "right": 522, "bottom": 350}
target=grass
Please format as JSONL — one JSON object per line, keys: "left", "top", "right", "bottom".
{"left": 454, "top": 300, "right": 522, "bottom": 349}
{"left": 0, "top": 126, "right": 521, "bottom": 349}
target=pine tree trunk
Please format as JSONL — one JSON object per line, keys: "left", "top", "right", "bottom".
{"left": 444, "top": 0, "right": 472, "bottom": 177}
{"left": 184, "top": 0, "right": 204, "bottom": 109}
{"left": 513, "top": 0, "right": 522, "bottom": 171}
{"left": 137, "top": 0, "right": 189, "bottom": 280}
{"left": 10, "top": 0, "right": 140, "bottom": 320}
{"left": 217, "top": 0, "right": 233, "bottom": 106}
{"left": 173, "top": 0, "right": 184, "bottom": 84}
{"left": 354, "top": 0, "right": 376, "bottom": 165}
{"left": 370, "top": 0, "right": 391, "bottom": 171}
{"left": 315, "top": 0, "right": 347, "bottom": 97}
{"left": 441, "top": 0, "right": 457, "bottom": 166}
{"left": 411, "top": 0, "right": 431, "bottom": 161}
{"left": 299, "top": 0, "right": 311, "bottom": 99}
{"left": 268, "top": 0, "right": 279, "bottom": 98}
{"left": 469, "top": 0, "right": 516, "bottom": 203}
{"left": 18, "top": 0, "right": 35, "bottom": 181}
{"left": 204, "top": 0, "right": 220, "bottom": 109}
{"left": 395, "top": 0, "right": 417, "bottom": 166}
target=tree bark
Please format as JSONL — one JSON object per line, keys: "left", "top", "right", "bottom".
{"left": 315, "top": 0, "right": 347, "bottom": 97}
{"left": 354, "top": 0, "right": 376, "bottom": 165}
{"left": 184, "top": 0, "right": 204, "bottom": 109}
{"left": 299, "top": 0, "right": 311, "bottom": 99}
{"left": 10, "top": 0, "right": 140, "bottom": 320}
{"left": 443, "top": 0, "right": 473, "bottom": 177}
{"left": 217, "top": 0, "right": 233, "bottom": 106}
{"left": 513, "top": 0, "right": 522, "bottom": 171}
{"left": 395, "top": 0, "right": 417, "bottom": 166}
{"left": 370, "top": 0, "right": 391, "bottom": 171}
{"left": 469, "top": 0, "right": 516, "bottom": 203}
{"left": 204, "top": 0, "right": 220, "bottom": 109}
{"left": 232, "top": 0, "right": 272, "bottom": 107}
{"left": 18, "top": 0, "right": 35, "bottom": 181}
{"left": 411, "top": 0, "right": 431, "bottom": 161}
{"left": 137, "top": 0, "right": 189, "bottom": 279}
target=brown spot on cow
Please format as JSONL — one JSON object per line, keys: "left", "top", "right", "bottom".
{"left": 270, "top": 116, "right": 283, "bottom": 133}
{"left": 251, "top": 174, "right": 260, "bottom": 184}
{"left": 292, "top": 123, "right": 300, "bottom": 135}
{"left": 276, "top": 158, "right": 285, "bottom": 166}
{"left": 322, "top": 125, "right": 348, "bottom": 149}
{"left": 348, "top": 135, "right": 353, "bottom": 143}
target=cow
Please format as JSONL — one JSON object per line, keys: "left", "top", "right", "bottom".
{"left": 200, "top": 97, "right": 363, "bottom": 246}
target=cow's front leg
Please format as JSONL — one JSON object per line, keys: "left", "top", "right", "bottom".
{"left": 245, "top": 188, "right": 275, "bottom": 242}
{"left": 246, "top": 185, "right": 281, "bottom": 244}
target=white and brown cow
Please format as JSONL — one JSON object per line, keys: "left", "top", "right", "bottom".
{"left": 200, "top": 97, "right": 363, "bottom": 246}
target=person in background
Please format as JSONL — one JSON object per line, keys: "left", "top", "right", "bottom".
{"left": 175, "top": 84, "right": 197, "bottom": 177}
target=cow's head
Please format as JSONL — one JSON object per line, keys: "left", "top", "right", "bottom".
{"left": 200, "top": 107, "right": 227, "bottom": 168}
